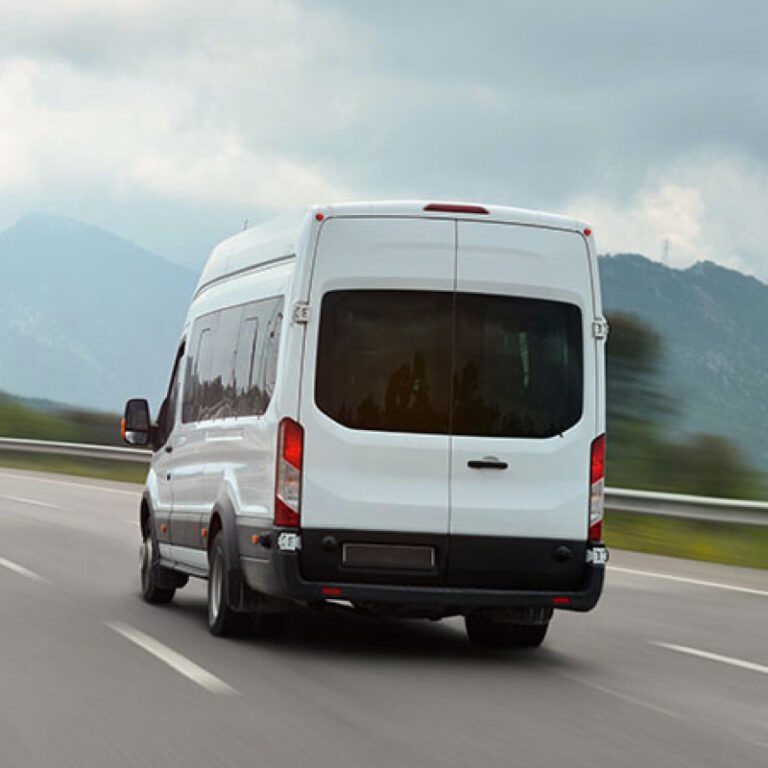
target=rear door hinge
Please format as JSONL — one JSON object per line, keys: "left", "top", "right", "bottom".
{"left": 592, "top": 317, "right": 609, "bottom": 340}
{"left": 292, "top": 301, "right": 311, "bottom": 324}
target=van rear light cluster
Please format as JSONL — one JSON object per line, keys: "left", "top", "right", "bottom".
{"left": 589, "top": 434, "right": 605, "bottom": 542}
{"left": 275, "top": 418, "right": 304, "bottom": 527}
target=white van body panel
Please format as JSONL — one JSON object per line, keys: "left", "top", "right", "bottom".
{"left": 449, "top": 221, "right": 596, "bottom": 540}
{"left": 166, "top": 255, "right": 299, "bottom": 567}
{"left": 299, "top": 217, "right": 455, "bottom": 533}
{"left": 140, "top": 200, "right": 606, "bottom": 609}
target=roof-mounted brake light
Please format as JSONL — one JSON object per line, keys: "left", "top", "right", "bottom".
{"left": 423, "top": 203, "right": 489, "bottom": 215}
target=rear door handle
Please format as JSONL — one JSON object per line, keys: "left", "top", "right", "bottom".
{"left": 468, "top": 459, "right": 508, "bottom": 470}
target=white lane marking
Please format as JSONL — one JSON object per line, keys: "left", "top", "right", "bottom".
{"left": 611, "top": 566, "right": 768, "bottom": 598}
{"left": 1, "top": 495, "right": 62, "bottom": 509}
{"left": 106, "top": 622, "right": 238, "bottom": 695}
{"left": 655, "top": 642, "right": 768, "bottom": 677}
{"left": 0, "top": 555, "right": 47, "bottom": 582}
{"left": 0, "top": 471, "right": 140, "bottom": 497}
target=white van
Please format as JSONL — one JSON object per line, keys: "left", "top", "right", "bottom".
{"left": 123, "top": 201, "right": 608, "bottom": 647}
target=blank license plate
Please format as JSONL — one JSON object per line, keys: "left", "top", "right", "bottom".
{"left": 342, "top": 543, "right": 436, "bottom": 570}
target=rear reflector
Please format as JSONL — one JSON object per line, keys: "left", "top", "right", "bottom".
{"left": 552, "top": 596, "right": 571, "bottom": 606}
{"left": 275, "top": 418, "right": 304, "bottom": 528}
{"left": 423, "top": 203, "right": 489, "bottom": 215}
{"left": 589, "top": 434, "right": 606, "bottom": 542}
{"left": 321, "top": 587, "right": 343, "bottom": 597}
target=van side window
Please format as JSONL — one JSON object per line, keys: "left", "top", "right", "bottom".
{"left": 234, "top": 314, "right": 260, "bottom": 416}
{"left": 182, "top": 319, "right": 216, "bottom": 424}
{"left": 157, "top": 342, "right": 185, "bottom": 445}
{"left": 263, "top": 304, "right": 283, "bottom": 401}
{"left": 207, "top": 306, "right": 241, "bottom": 420}
{"left": 183, "top": 295, "right": 285, "bottom": 423}
{"left": 236, "top": 296, "right": 284, "bottom": 416}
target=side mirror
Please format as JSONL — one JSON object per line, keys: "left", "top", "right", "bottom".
{"left": 122, "top": 398, "right": 151, "bottom": 446}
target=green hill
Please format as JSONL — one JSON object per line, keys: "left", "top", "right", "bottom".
{"left": 599, "top": 254, "right": 768, "bottom": 467}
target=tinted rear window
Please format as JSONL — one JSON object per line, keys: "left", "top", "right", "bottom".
{"left": 316, "top": 290, "right": 583, "bottom": 438}
{"left": 453, "top": 293, "right": 582, "bottom": 437}
{"left": 315, "top": 291, "right": 452, "bottom": 433}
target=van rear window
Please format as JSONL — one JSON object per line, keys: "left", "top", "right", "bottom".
{"left": 315, "top": 290, "right": 583, "bottom": 438}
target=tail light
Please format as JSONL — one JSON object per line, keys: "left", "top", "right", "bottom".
{"left": 589, "top": 434, "right": 605, "bottom": 542}
{"left": 275, "top": 418, "right": 304, "bottom": 527}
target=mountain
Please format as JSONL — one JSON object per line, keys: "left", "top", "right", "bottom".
{"left": 599, "top": 254, "right": 768, "bottom": 465}
{"left": 0, "top": 215, "right": 766, "bottom": 467}
{"left": 0, "top": 214, "right": 197, "bottom": 412}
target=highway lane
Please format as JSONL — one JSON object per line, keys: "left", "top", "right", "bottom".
{"left": 0, "top": 467, "right": 766, "bottom": 767}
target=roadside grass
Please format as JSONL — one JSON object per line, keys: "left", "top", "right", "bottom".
{"left": 0, "top": 451, "right": 146, "bottom": 485}
{"left": 604, "top": 509, "right": 768, "bottom": 570}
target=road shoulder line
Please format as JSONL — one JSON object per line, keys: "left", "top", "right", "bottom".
{"left": 654, "top": 642, "right": 768, "bottom": 676}
{"left": 2, "top": 495, "right": 62, "bottom": 509}
{"left": 611, "top": 566, "right": 768, "bottom": 598}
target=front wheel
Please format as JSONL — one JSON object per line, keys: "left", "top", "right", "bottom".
{"left": 140, "top": 529, "right": 176, "bottom": 604}
{"left": 465, "top": 616, "right": 549, "bottom": 648}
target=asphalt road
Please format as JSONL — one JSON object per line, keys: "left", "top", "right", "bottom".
{"left": 0, "top": 467, "right": 766, "bottom": 768}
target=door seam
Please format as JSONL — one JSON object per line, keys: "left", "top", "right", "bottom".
{"left": 445, "top": 219, "right": 458, "bottom": 577}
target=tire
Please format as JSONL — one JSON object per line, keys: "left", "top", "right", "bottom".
{"left": 207, "top": 531, "right": 252, "bottom": 637}
{"left": 465, "top": 616, "right": 549, "bottom": 648}
{"left": 140, "top": 523, "right": 176, "bottom": 605}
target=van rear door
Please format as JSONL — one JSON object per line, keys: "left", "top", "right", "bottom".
{"left": 298, "top": 217, "right": 454, "bottom": 582}
{"left": 447, "top": 221, "right": 596, "bottom": 589}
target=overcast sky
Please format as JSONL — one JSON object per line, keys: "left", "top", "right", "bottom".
{"left": 2, "top": 0, "right": 767, "bottom": 278}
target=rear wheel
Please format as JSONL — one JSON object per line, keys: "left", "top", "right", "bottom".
{"left": 465, "top": 616, "right": 549, "bottom": 648}
{"left": 207, "top": 532, "right": 252, "bottom": 637}
{"left": 140, "top": 525, "right": 176, "bottom": 604}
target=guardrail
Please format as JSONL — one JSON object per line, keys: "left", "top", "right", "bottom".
{"left": 605, "top": 488, "right": 768, "bottom": 527}
{"left": 0, "top": 437, "right": 152, "bottom": 464}
{"left": 1, "top": 437, "right": 767, "bottom": 526}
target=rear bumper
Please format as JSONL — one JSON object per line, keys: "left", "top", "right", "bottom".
{"left": 241, "top": 548, "right": 605, "bottom": 613}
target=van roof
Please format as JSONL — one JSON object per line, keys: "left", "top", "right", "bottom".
{"left": 194, "top": 201, "right": 589, "bottom": 297}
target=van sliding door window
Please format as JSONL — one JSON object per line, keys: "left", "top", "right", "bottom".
{"left": 315, "top": 290, "right": 582, "bottom": 437}
{"left": 315, "top": 290, "right": 452, "bottom": 433}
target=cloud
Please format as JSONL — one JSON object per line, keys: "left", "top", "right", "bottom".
{"left": 0, "top": 1, "right": 767, "bottom": 273}
{"left": 566, "top": 151, "right": 768, "bottom": 280}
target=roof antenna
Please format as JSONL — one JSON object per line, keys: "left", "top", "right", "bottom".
{"left": 662, "top": 238, "right": 670, "bottom": 267}
{"left": 243, "top": 218, "right": 249, "bottom": 231}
